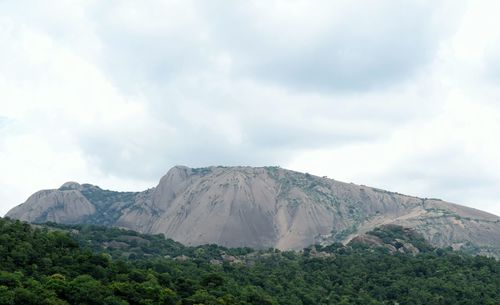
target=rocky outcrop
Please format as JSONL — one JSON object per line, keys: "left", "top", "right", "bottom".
{"left": 348, "top": 225, "right": 432, "bottom": 254}
{"left": 5, "top": 166, "right": 500, "bottom": 256}
{"left": 6, "top": 185, "right": 95, "bottom": 224}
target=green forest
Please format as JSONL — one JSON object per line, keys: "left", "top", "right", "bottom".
{"left": 0, "top": 217, "right": 499, "bottom": 305}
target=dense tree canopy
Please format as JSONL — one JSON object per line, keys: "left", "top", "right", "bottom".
{"left": 0, "top": 217, "right": 499, "bottom": 304}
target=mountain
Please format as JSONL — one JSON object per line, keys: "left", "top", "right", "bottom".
{"left": 6, "top": 165, "right": 500, "bottom": 256}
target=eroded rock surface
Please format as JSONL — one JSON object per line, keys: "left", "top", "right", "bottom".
{"left": 6, "top": 166, "right": 500, "bottom": 256}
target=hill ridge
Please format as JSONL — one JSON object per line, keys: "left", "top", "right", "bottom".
{"left": 6, "top": 165, "right": 500, "bottom": 257}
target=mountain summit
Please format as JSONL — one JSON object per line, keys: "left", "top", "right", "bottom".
{"left": 6, "top": 166, "right": 500, "bottom": 256}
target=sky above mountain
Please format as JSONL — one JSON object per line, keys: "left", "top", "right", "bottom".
{"left": 1, "top": 0, "right": 500, "bottom": 216}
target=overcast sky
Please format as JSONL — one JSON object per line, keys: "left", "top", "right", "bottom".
{"left": 1, "top": 0, "right": 500, "bottom": 217}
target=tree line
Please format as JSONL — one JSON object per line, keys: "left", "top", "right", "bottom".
{"left": 0, "top": 217, "right": 499, "bottom": 304}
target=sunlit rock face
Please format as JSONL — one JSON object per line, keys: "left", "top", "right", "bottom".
{"left": 6, "top": 166, "right": 500, "bottom": 256}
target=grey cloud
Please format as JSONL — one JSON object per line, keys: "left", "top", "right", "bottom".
{"left": 243, "top": 124, "right": 368, "bottom": 150}
{"left": 95, "top": 30, "right": 212, "bottom": 90}
{"left": 78, "top": 126, "right": 288, "bottom": 180}
{"left": 69, "top": 0, "right": 465, "bottom": 184}
{"left": 0, "top": 116, "right": 7, "bottom": 128}
{"left": 378, "top": 149, "right": 500, "bottom": 205}
{"left": 0, "top": 0, "right": 460, "bottom": 96}
{"left": 0, "top": 1, "right": 466, "bottom": 185}
{"left": 65, "top": 0, "right": 456, "bottom": 94}
{"left": 82, "top": 2, "right": 216, "bottom": 93}
{"left": 198, "top": 0, "right": 448, "bottom": 92}
{"left": 73, "top": 70, "right": 435, "bottom": 180}
{"left": 78, "top": 134, "right": 171, "bottom": 180}
{"left": 76, "top": 106, "right": 384, "bottom": 181}
{"left": 483, "top": 39, "right": 500, "bottom": 82}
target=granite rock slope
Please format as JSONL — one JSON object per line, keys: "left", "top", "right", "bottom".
{"left": 6, "top": 166, "right": 500, "bottom": 256}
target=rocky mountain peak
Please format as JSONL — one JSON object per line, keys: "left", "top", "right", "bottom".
{"left": 59, "top": 181, "right": 83, "bottom": 191}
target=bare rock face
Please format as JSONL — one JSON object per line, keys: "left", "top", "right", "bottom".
{"left": 5, "top": 166, "right": 500, "bottom": 257}
{"left": 7, "top": 183, "right": 95, "bottom": 224}
{"left": 348, "top": 225, "right": 431, "bottom": 255}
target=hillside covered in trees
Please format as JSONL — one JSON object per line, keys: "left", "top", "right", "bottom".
{"left": 0, "top": 217, "right": 499, "bottom": 305}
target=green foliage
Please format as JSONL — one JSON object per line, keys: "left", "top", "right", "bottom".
{"left": 367, "top": 224, "right": 434, "bottom": 252}
{"left": 78, "top": 187, "right": 138, "bottom": 226}
{"left": 1, "top": 217, "right": 499, "bottom": 305}
{"left": 191, "top": 167, "right": 213, "bottom": 176}
{"left": 43, "top": 222, "right": 254, "bottom": 261}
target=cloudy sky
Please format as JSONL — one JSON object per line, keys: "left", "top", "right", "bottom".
{"left": 1, "top": 0, "right": 500, "bottom": 217}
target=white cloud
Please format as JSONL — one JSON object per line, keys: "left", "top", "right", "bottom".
{"left": 0, "top": 0, "right": 499, "bottom": 217}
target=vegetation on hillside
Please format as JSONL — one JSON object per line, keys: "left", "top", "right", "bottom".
{"left": 0, "top": 217, "right": 499, "bottom": 305}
